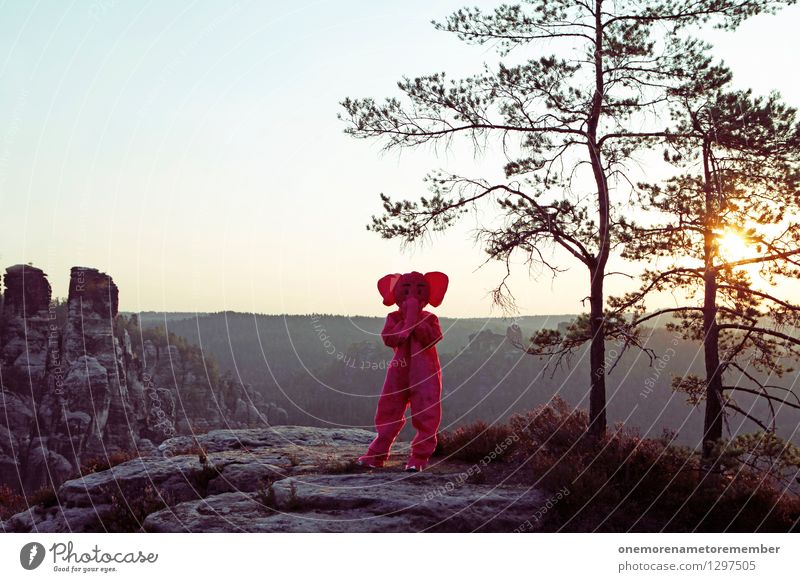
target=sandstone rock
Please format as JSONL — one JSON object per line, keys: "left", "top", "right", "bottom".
{"left": 157, "top": 425, "right": 375, "bottom": 456}
{"left": 21, "top": 442, "right": 74, "bottom": 493}
{"left": 60, "top": 355, "right": 112, "bottom": 456}
{"left": 1, "top": 266, "right": 55, "bottom": 398}
{"left": 267, "top": 403, "right": 289, "bottom": 426}
{"left": 2, "top": 264, "right": 51, "bottom": 317}
{"left": 0, "top": 391, "right": 34, "bottom": 433}
{"left": 1, "top": 266, "right": 56, "bottom": 493}
{"left": 2, "top": 426, "right": 549, "bottom": 533}
{"left": 143, "top": 472, "right": 548, "bottom": 533}
{"left": 2, "top": 503, "right": 113, "bottom": 533}
{"left": 1, "top": 264, "right": 343, "bottom": 504}
{"left": 133, "top": 438, "right": 160, "bottom": 458}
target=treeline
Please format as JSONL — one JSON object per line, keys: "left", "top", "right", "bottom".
{"left": 134, "top": 312, "right": 800, "bottom": 448}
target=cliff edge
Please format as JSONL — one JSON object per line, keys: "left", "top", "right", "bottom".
{"left": 1, "top": 426, "right": 548, "bottom": 533}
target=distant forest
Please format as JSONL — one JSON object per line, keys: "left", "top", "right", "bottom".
{"left": 125, "top": 311, "right": 800, "bottom": 448}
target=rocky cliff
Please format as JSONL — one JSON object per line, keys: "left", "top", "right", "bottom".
{"left": 1, "top": 426, "right": 548, "bottom": 533}
{"left": 0, "top": 264, "right": 287, "bottom": 497}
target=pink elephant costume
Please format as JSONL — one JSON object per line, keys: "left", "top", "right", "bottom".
{"left": 358, "top": 271, "right": 448, "bottom": 472}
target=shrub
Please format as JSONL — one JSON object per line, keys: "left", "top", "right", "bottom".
{"left": 711, "top": 431, "right": 800, "bottom": 489}
{"left": 0, "top": 484, "right": 26, "bottom": 520}
{"left": 191, "top": 463, "right": 221, "bottom": 496}
{"left": 503, "top": 398, "right": 800, "bottom": 531}
{"left": 434, "top": 419, "right": 519, "bottom": 463}
{"left": 435, "top": 397, "right": 800, "bottom": 532}
{"left": 100, "top": 483, "right": 174, "bottom": 532}
{"left": 507, "top": 395, "right": 590, "bottom": 457}
{"left": 30, "top": 485, "right": 58, "bottom": 508}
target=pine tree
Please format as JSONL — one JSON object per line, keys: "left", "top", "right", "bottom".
{"left": 611, "top": 86, "right": 800, "bottom": 460}
{"left": 339, "top": 0, "right": 797, "bottom": 438}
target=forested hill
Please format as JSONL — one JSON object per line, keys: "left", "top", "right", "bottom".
{"left": 130, "top": 311, "right": 576, "bottom": 385}
{"left": 127, "top": 311, "right": 800, "bottom": 448}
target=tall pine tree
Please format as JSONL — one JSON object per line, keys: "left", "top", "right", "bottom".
{"left": 340, "top": 0, "right": 797, "bottom": 438}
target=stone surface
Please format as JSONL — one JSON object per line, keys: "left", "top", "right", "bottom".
{"left": 144, "top": 473, "right": 547, "bottom": 533}
{"left": 157, "top": 425, "right": 375, "bottom": 455}
{"left": 2, "top": 426, "right": 548, "bottom": 533}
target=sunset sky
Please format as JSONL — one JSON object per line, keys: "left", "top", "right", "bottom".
{"left": 1, "top": 1, "right": 799, "bottom": 318}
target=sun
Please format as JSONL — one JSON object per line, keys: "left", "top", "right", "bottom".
{"left": 714, "top": 228, "right": 751, "bottom": 263}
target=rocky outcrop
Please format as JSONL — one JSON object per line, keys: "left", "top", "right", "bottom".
{"left": 1, "top": 263, "right": 52, "bottom": 317}
{"left": 0, "top": 265, "right": 54, "bottom": 396}
{"left": 0, "top": 264, "right": 288, "bottom": 497}
{"left": 1, "top": 427, "right": 548, "bottom": 533}
{"left": 52, "top": 268, "right": 134, "bottom": 463}
{"left": 0, "top": 265, "right": 63, "bottom": 492}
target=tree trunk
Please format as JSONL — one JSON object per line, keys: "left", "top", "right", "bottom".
{"left": 701, "top": 139, "right": 724, "bottom": 460}
{"left": 701, "top": 269, "right": 724, "bottom": 459}
{"left": 588, "top": 264, "right": 607, "bottom": 438}
{"left": 585, "top": 0, "right": 609, "bottom": 439}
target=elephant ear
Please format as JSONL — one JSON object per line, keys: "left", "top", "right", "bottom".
{"left": 377, "top": 273, "right": 402, "bottom": 306}
{"left": 424, "top": 271, "right": 449, "bottom": 307}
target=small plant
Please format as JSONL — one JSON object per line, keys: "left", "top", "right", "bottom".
{"left": 286, "top": 481, "right": 301, "bottom": 511}
{"left": 253, "top": 478, "right": 301, "bottom": 512}
{"left": 320, "top": 454, "right": 359, "bottom": 474}
{"left": 191, "top": 462, "right": 221, "bottom": 496}
{"left": 254, "top": 478, "right": 278, "bottom": 512}
{"left": 285, "top": 451, "right": 300, "bottom": 467}
{"left": 0, "top": 484, "right": 26, "bottom": 520}
{"left": 80, "top": 450, "right": 140, "bottom": 475}
{"left": 30, "top": 485, "right": 58, "bottom": 508}
{"left": 101, "top": 483, "right": 174, "bottom": 532}
{"left": 168, "top": 443, "right": 206, "bottom": 457}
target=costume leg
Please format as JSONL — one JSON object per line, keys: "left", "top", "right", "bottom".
{"left": 407, "top": 362, "right": 442, "bottom": 469}
{"left": 359, "top": 365, "right": 409, "bottom": 466}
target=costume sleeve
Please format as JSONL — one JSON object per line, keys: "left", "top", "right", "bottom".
{"left": 381, "top": 311, "right": 409, "bottom": 348}
{"left": 412, "top": 313, "right": 443, "bottom": 348}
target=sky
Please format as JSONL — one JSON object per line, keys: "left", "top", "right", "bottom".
{"left": 1, "top": 0, "right": 799, "bottom": 318}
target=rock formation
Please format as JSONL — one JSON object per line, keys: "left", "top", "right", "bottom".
{"left": 0, "top": 264, "right": 68, "bottom": 494}
{"left": 1, "top": 426, "right": 549, "bottom": 533}
{"left": 0, "top": 264, "right": 287, "bottom": 497}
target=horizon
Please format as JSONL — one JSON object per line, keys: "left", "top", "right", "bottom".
{"left": 122, "top": 309, "right": 580, "bottom": 320}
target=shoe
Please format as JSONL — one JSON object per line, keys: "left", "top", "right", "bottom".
{"left": 356, "top": 458, "right": 382, "bottom": 469}
{"left": 404, "top": 464, "right": 422, "bottom": 472}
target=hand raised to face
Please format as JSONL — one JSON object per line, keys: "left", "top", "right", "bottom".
{"left": 402, "top": 295, "right": 421, "bottom": 323}
{"left": 377, "top": 271, "right": 448, "bottom": 348}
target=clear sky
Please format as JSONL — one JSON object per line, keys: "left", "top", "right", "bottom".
{"left": 1, "top": 1, "right": 799, "bottom": 317}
